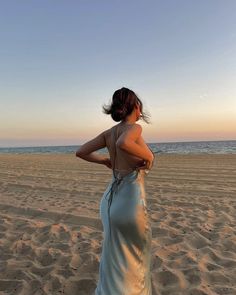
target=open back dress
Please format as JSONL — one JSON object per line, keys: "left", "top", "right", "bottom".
{"left": 94, "top": 125, "right": 152, "bottom": 295}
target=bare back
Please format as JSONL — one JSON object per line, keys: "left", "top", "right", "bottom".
{"left": 104, "top": 123, "right": 145, "bottom": 172}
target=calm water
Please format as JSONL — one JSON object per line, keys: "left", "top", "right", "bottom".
{"left": 0, "top": 140, "right": 235, "bottom": 154}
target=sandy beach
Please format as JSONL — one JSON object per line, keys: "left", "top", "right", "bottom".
{"left": 0, "top": 153, "right": 235, "bottom": 295}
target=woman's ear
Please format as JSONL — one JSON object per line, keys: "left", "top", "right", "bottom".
{"left": 134, "top": 102, "right": 139, "bottom": 109}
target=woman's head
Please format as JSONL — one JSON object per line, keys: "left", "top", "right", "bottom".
{"left": 102, "top": 87, "right": 150, "bottom": 123}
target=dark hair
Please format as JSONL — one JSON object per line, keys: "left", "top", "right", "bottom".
{"left": 102, "top": 87, "right": 151, "bottom": 123}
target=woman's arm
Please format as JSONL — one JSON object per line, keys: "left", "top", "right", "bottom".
{"left": 76, "top": 152, "right": 108, "bottom": 165}
{"left": 75, "top": 131, "right": 111, "bottom": 167}
{"left": 117, "top": 124, "right": 154, "bottom": 163}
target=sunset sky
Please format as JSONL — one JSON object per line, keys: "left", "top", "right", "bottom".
{"left": 0, "top": 1, "right": 236, "bottom": 147}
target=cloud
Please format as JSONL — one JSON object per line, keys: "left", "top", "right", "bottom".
{"left": 199, "top": 93, "right": 208, "bottom": 100}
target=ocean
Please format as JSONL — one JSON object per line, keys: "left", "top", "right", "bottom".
{"left": 0, "top": 140, "right": 235, "bottom": 154}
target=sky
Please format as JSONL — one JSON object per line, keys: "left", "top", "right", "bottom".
{"left": 0, "top": 0, "right": 236, "bottom": 147}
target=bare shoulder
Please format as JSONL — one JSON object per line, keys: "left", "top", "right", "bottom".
{"left": 102, "top": 127, "right": 112, "bottom": 141}
{"left": 103, "top": 123, "right": 142, "bottom": 138}
{"left": 131, "top": 123, "right": 142, "bottom": 132}
{"left": 117, "top": 123, "right": 142, "bottom": 145}
{"left": 102, "top": 125, "right": 118, "bottom": 140}
{"left": 125, "top": 123, "right": 142, "bottom": 135}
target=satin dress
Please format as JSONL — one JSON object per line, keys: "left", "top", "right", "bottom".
{"left": 94, "top": 125, "right": 152, "bottom": 295}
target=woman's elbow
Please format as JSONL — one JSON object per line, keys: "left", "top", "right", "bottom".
{"left": 76, "top": 149, "right": 84, "bottom": 157}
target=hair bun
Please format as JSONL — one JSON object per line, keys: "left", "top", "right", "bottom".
{"left": 112, "top": 108, "right": 126, "bottom": 121}
{"left": 102, "top": 87, "right": 150, "bottom": 123}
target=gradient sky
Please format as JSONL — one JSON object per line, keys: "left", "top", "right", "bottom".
{"left": 0, "top": 0, "right": 236, "bottom": 147}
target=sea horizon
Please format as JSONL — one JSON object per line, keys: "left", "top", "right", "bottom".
{"left": 1, "top": 139, "right": 235, "bottom": 154}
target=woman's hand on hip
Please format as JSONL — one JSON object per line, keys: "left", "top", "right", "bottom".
{"left": 136, "top": 153, "right": 154, "bottom": 171}
{"left": 102, "top": 157, "right": 112, "bottom": 169}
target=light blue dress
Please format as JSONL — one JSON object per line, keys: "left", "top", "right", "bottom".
{"left": 94, "top": 125, "right": 152, "bottom": 295}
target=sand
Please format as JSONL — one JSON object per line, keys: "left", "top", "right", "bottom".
{"left": 0, "top": 153, "right": 235, "bottom": 295}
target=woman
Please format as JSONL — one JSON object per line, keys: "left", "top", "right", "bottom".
{"left": 76, "top": 87, "right": 155, "bottom": 295}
